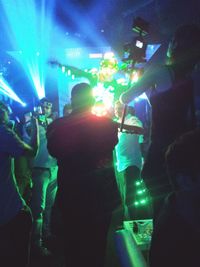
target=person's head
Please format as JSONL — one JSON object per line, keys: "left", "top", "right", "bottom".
{"left": 166, "top": 129, "right": 200, "bottom": 192}
{"left": 39, "top": 97, "right": 53, "bottom": 117}
{"left": 167, "top": 24, "right": 200, "bottom": 74}
{"left": 71, "top": 83, "right": 95, "bottom": 112}
{"left": 0, "top": 101, "right": 10, "bottom": 125}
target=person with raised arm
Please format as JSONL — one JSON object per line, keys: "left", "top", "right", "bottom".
{"left": 120, "top": 24, "right": 200, "bottom": 220}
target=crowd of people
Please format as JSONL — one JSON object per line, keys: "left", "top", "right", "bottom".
{"left": 0, "top": 23, "right": 200, "bottom": 267}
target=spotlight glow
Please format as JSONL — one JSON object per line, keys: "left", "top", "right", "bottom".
{"left": 103, "top": 52, "right": 115, "bottom": 59}
{"left": 2, "top": 0, "right": 55, "bottom": 99}
{"left": 91, "top": 103, "right": 108, "bottom": 117}
{"left": 57, "top": 1, "right": 109, "bottom": 48}
{"left": 93, "top": 83, "right": 114, "bottom": 109}
{"left": 0, "top": 77, "right": 26, "bottom": 106}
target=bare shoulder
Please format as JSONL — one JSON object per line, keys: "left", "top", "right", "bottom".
{"left": 149, "top": 64, "right": 173, "bottom": 93}
{"left": 120, "top": 64, "right": 172, "bottom": 104}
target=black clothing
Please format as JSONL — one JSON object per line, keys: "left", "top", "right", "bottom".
{"left": 47, "top": 111, "right": 121, "bottom": 267}
{"left": 149, "top": 192, "right": 200, "bottom": 267}
{"left": 142, "top": 77, "right": 196, "bottom": 218}
{"left": 0, "top": 209, "right": 32, "bottom": 267}
{"left": 151, "top": 77, "right": 195, "bottom": 145}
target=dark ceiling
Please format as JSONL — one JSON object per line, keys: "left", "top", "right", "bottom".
{"left": 0, "top": 0, "right": 200, "bottom": 52}
{"left": 53, "top": 0, "right": 200, "bottom": 48}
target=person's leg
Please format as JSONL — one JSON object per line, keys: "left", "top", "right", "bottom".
{"left": 30, "top": 168, "right": 50, "bottom": 248}
{"left": 43, "top": 167, "right": 57, "bottom": 239}
{"left": 124, "top": 166, "right": 140, "bottom": 219}
{"left": 87, "top": 213, "right": 112, "bottom": 267}
{"left": 61, "top": 208, "right": 111, "bottom": 267}
{"left": 0, "top": 209, "right": 32, "bottom": 267}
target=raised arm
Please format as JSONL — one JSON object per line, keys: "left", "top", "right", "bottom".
{"left": 120, "top": 64, "right": 171, "bottom": 104}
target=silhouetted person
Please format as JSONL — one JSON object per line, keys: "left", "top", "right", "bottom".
{"left": 14, "top": 120, "right": 33, "bottom": 203}
{"left": 120, "top": 24, "right": 200, "bottom": 220}
{"left": 149, "top": 128, "right": 200, "bottom": 267}
{"left": 47, "top": 83, "right": 121, "bottom": 267}
{"left": 30, "top": 98, "right": 58, "bottom": 257}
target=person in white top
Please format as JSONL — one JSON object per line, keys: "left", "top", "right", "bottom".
{"left": 114, "top": 100, "right": 144, "bottom": 219}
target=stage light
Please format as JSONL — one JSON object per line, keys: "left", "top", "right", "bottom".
{"left": 140, "top": 199, "right": 147, "bottom": 204}
{"left": 61, "top": 66, "right": 66, "bottom": 73}
{"left": 0, "top": 77, "right": 26, "bottom": 106}
{"left": 116, "top": 78, "right": 127, "bottom": 86}
{"left": 91, "top": 104, "right": 108, "bottom": 117}
{"left": 102, "top": 88, "right": 114, "bottom": 109}
{"left": 93, "top": 83, "right": 114, "bottom": 110}
{"left": 93, "top": 83, "right": 105, "bottom": 99}
{"left": 137, "top": 189, "right": 146, "bottom": 195}
{"left": 103, "top": 52, "right": 115, "bottom": 59}
{"left": 2, "top": 0, "right": 55, "bottom": 100}
{"left": 134, "top": 201, "right": 139, "bottom": 206}
{"left": 135, "top": 181, "right": 141, "bottom": 186}
{"left": 89, "top": 53, "right": 103, "bottom": 59}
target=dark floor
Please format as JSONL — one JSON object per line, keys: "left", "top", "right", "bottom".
{"left": 30, "top": 256, "right": 64, "bottom": 267}
{"left": 29, "top": 207, "right": 123, "bottom": 267}
{"left": 29, "top": 238, "right": 65, "bottom": 267}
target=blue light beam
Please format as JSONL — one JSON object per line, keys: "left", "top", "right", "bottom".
{"left": 1, "top": 0, "right": 55, "bottom": 99}
{"left": 58, "top": 1, "right": 109, "bottom": 49}
{"left": 0, "top": 77, "right": 26, "bottom": 106}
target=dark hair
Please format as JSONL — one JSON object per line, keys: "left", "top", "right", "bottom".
{"left": 71, "top": 83, "right": 92, "bottom": 98}
{"left": 71, "top": 83, "right": 94, "bottom": 111}
{"left": 168, "top": 24, "right": 200, "bottom": 74}
{"left": 39, "top": 97, "right": 52, "bottom": 105}
{"left": 166, "top": 129, "right": 200, "bottom": 188}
